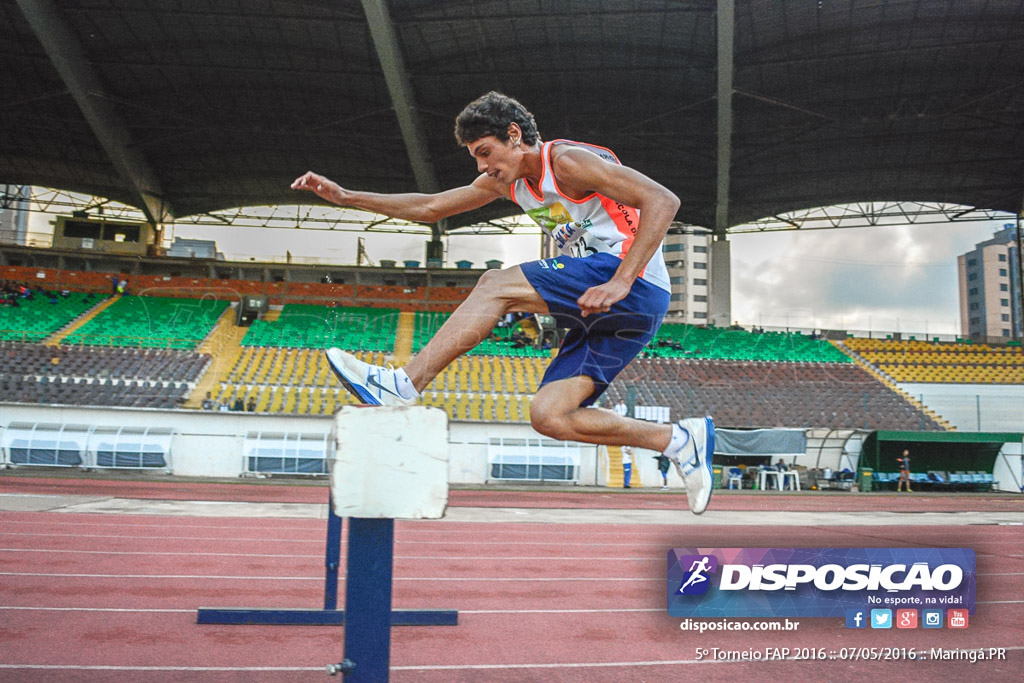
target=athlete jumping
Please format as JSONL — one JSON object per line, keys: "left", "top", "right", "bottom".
{"left": 291, "top": 91, "right": 715, "bottom": 514}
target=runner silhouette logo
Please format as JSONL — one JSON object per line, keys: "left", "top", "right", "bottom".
{"left": 676, "top": 554, "right": 718, "bottom": 595}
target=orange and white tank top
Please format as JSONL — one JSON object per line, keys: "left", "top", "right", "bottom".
{"left": 510, "top": 139, "right": 670, "bottom": 293}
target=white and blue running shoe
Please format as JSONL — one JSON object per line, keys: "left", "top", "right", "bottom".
{"left": 325, "top": 347, "right": 416, "bottom": 407}
{"left": 666, "top": 416, "right": 716, "bottom": 515}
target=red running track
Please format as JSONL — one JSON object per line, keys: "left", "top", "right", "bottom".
{"left": 0, "top": 501, "right": 1022, "bottom": 681}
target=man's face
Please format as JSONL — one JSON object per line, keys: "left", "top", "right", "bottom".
{"left": 467, "top": 134, "right": 520, "bottom": 184}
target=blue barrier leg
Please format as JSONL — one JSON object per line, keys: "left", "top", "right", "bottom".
{"left": 323, "top": 500, "right": 342, "bottom": 610}
{"left": 342, "top": 518, "right": 394, "bottom": 682}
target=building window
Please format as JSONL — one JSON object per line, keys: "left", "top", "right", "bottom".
{"left": 969, "top": 302, "right": 979, "bottom": 311}
{"left": 1002, "top": 299, "right": 1010, "bottom": 306}
{"left": 663, "top": 243, "right": 686, "bottom": 253}
{"left": 1001, "top": 284, "right": 1009, "bottom": 291}
{"left": 694, "top": 312, "right": 707, "bottom": 319}
{"left": 967, "top": 258, "right": 977, "bottom": 267}
{"left": 1002, "top": 314, "right": 1010, "bottom": 322}
{"left": 670, "top": 293, "right": 686, "bottom": 301}
{"left": 694, "top": 278, "right": 707, "bottom": 286}
{"left": 998, "top": 254, "right": 1007, "bottom": 262}
{"left": 1003, "top": 329, "right": 1011, "bottom": 337}
{"left": 999, "top": 268, "right": 1008, "bottom": 276}
{"left": 969, "top": 287, "right": 978, "bottom": 296}
{"left": 968, "top": 273, "right": 977, "bottom": 281}
{"left": 670, "top": 276, "right": 686, "bottom": 285}
{"left": 970, "top": 317, "right": 981, "bottom": 326}
{"left": 694, "top": 262, "right": 707, "bottom": 270}
{"left": 694, "top": 245, "right": 708, "bottom": 253}
{"left": 694, "top": 295, "right": 707, "bottom": 302}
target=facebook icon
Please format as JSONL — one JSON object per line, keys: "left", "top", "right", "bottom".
{"left": 845, "top": 609, "right": 867, "bottom": 629}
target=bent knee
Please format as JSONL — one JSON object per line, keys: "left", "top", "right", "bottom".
{"left": 531, "top": 408, "right": 573, "bottom": 441}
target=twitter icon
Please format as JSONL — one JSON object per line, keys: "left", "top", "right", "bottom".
{"left": 870, "top": 609, "right": 892, "bottom": 629}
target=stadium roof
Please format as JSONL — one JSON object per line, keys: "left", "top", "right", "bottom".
{"left": 1, "top": 0, "right": 1023, "bottom": 232}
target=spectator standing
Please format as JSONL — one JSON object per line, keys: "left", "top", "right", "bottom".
{"left": 621, "top": 445, "right": 633, "bottom": 489}
{"left": 897, "top": 449, "right": 912, "bottom": 492}
{"left": 654, "top": 454, "right": 671, "bottom": 490}
{"left": 613, "top": 399, "right": 628, "bottom": 417}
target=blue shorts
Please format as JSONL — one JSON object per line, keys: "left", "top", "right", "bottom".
{"left": 520, "top": 253, "right": 670, "bottom": 407}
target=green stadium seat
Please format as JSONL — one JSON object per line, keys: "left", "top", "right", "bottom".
{"left": 242, "top": 304, "right": 399, "bottom": 351}
{"left": 644, "top": 324, "right": 851, "bottom": 363}
{"left": 0, "top": 292, "right": 109, "bottom": 343}
{"left": 64, "top": 296, "right": 228, "bottom": 349}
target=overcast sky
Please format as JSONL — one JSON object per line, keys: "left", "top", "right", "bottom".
{"left": 729, "top": 218, "right": 1013, "bottom": 335}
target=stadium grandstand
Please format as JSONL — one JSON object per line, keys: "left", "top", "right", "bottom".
{"left": 1, "top": 255, "right": 1017, "bottom": 435}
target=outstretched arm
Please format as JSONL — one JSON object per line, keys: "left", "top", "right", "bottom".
{"left": 291, "top": 171, "right": 506, "bottom": 223}
{"left": 549, "top": 147, "right": 680, "bottom": 316}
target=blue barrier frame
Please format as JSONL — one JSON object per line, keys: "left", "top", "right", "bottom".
{"left": 196, "top": 495, "right": 458, "bottom": 634}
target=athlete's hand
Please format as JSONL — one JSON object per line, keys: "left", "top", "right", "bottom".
{"left": 291, "top": 171, "right": 344, "bottom": 204}
{"left": 578, "top": 279, "right": 630, "bottom": 317}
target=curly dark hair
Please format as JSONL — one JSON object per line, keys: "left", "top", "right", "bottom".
{"left": 454, "top": 91, "right": 539, "bottom": 146}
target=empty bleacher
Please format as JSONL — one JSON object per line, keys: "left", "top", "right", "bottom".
{"left": 0, "top": 341, "right": 209, "bottom": 409}
{"left": 605, "top": 358, "right": 944, "bottom": 431}
{"left": 0, "top": 292, "right": 109, "bottom": 343}
{"left": 63, "top": 296, "right": 229, "bottom": 349}
{"left": 646, "top": 324, "right": 852, "bottom": 363}
{"left": 242, "top": 305, "right": 399, "bottom": 351}
{"left": 843, "top": 337, "right": 1024, "bottom": 384}
{"left": 412, "top": 311, "right": 550, "bottom": 357}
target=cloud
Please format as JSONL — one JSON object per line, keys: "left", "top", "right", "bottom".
{"left": 731, "top": 217, "right": 1011, "bottom": 334}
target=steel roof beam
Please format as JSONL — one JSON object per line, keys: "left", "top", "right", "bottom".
{"left": 15, "top": 0, "right": 170, "bottom": 225}
{"left": 360, "top": 0, "right": 440, "bottom": 198}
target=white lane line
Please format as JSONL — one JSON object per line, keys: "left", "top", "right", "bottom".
{"left": 2, "top": 548, "right": 1023, "bottom": 568}
{"left": 0, "top": 531, "right": 683, "bottom": 546}
{"left": 4, "top": 652, "right": 1023, "bottom": 674}
{"left": 2, "top": 530, "right": 1022, "bottom": 549}
{"left": 0, "top": 606, "right": 194, "bottom": 613}
{"left": 6, "top": 518, "right": 1019, "bottom": 536}
{"left": 1, "top": 602, "right": 1020, "bottom": 614}
{"left": 0, "top": 572, "right": 1020, "bottom": 598}
{"left": 391, "top": 650, "right": 1024, "bottom": 671}
{"left": 0, "top": 548, "right": 661, "bottom": 561}
{"left": 0, "top": 606, "right": 663, "bottom": 614}
{"left": 0, "top": 571, "right": 660, "bottom": 581}
{"left": 0, "top": 665, "right": 322, "bottom": 672}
